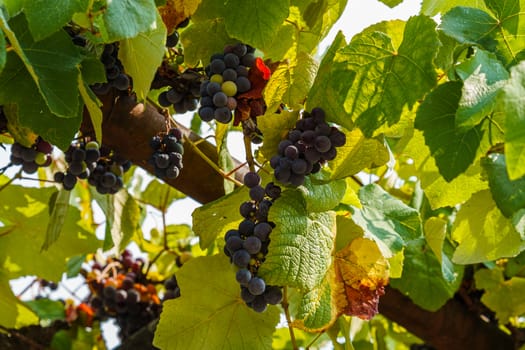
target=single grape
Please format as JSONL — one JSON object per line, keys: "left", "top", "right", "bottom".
{"left": 274, "top": 166, "right": 291, "bottom": 184}
{"left": 301, "top": 130, "right": 316, "bottom": 145}
{"left": 226, "top": 236, "right": 244, "bottom": 254}
{"left": 210, "top": 59, "right": 226, "bottom": 74}
{"left": 232, "top": 249, "right": 251, "bottom": 268}
{"left": 22, "top": 161, "right": 38, "bottom": 174}
{"left": 224, "top": 53, "right": 240, "bottom": 68}
{"left": 222, "top": 68, "right": 237, "bottom": 82}
{"left": 206, "top": 82, "right": 222, "bottom": 96}
{"left": 210, "top": 74, "right": 223, "bottom": 84}
{"left": 226, "top": 97, "right": 237, "bottom": 110}
{"left": 251, "top": 295, "right": 268, "bottom": 312}
{"left": 264, "top": 286, "right": 283, "bottom": 305}
{"left": 158, "top": 91, "right": 171, "bottom": 107}
{"left": 291, "top": 158, "right": 308, "bottom": 175}
{"left": 154, "top": 153, "right": 170, "bottom": 169}
{"left": 315, "top": 135, "right": 332, "bottom": 153}
{"left": 166, "top": 165, "right": 180, "bottom": 179}
{"left": 241, "top": 287, "right": 256, "bottom": 303}
{"left": 289, "top": 173, "right": 305, "bottom": 187}
{"left": 253, "top": 222, "right": 272, "bottom": 241}
{"left": 232, "top": 44, "right": 248, "bottom": 57}
{"left": 248, "top": 277, "right": 266, "bottom": 296}
{"left": 214, "top": 107, "right": 232, "bottom": 123}
{"left": 69, "top": 161, "right": 85, "bottom": 176}
{"left": 103, "top": 285, "right": 117, "bottom": 299}
{"left": 164, "top": 276, "right": 178, "bottom": 290}
{"left": 21, "top": 148, "right": 37, "bottom": 162}
{"left": 34, "top": 152, "right": 47, "bottom": 165}
{"left": 239, "top": 201, "right": 256, "bottom": 218}
{"left": 236, "top": 269, "right": 252, "bottom": 285}
{"left": 167, "top": 89, "right": 184, "bottom": 104}
{"left": 126, "top": 289, "right": 141, "bottom": 304}
{"left": 213, "top": 92, "right": 228, "bottom": 107}
{"left": 241, "top": 53, "right": 256, "bottom": 67}
{"left": 238, "top": 219, "right": 255, "bottom": 236}
{"left": 235, "top": 76, "right": 251, "bottom": 93}
{"left": 244, "top": 236, "right": 262, "bottom": 254}
{"left": 236, "top": 65, "right": 249, "bottom": 77}
{"left": 284, "top": 145, "right": 299, "bottom": 160}
{"left": 166, "top": 31, "right": 179, "bottom": 47}
{"left": 54, "top": 172, "right": 65, "bottom": 183}
{"left": 63, "top": 173, "right": 77, "bottom": 190}
{"left": 221, "top": 81, "right": 237, "bottom": 97}
{"left": 249, "top": 185, "right": 265, "bottom": 202}
{"left": 85, "top": 148, "right": 101, "bottom": 163}
{"left": 113, "top": 74, "right": 130, "bottom": 91}
{"left": 36, "top": 139, "right": 53, "bottom": 154}
{"left": 199, "top": 107, "right": 215, "bottom": 122}
{"left": 121, "top": 278, "right": 134, "bottom": 290}
{"left": 243, "top": 172, "right": 261, "bottom": 188}
{"left": 330, "top": 129, "right": 346, "bottom": 147}
{"left": 101, "top": 172, "right": 117, "bottom": 188}
{"left": 304, "top": 148, "right": 321, "bottom": 163}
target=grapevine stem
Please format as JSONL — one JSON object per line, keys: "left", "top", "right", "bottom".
{"left": 0, "top": 325, "right": 46, "bottom": 350}
{"left": 144, "top": 248, "right": 167, "bottom": 277}
{"left": 59, "top": 281, "right": 83, "bottom": 302}
{"left": 243, "top": 134, "right": 256, "bottom": 173}
{"left": 18, "top": 176, "right": 59, "bottom": 184}
{"left": 183, "top": 134, "right": 243, "bottom": 186}
{"left": 282, "top": 287, "right": 298, "bottom": 350}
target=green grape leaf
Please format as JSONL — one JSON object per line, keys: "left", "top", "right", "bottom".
{"left": 78, "top": 79, "right": 103, "bottom": 144}
{"left": 335, "top": 16, "right": 439, "bottom": 136}
{"left": 223, "top": 0, "right": 289, "bottom": 51}
{"left": 0, "top": 277, "right": 38, "bottom": 328}
{"left": 415, "top": 81, "right": 483, "bottom": 182}
{"left": 421, "top": 0, "right": 488, "bottom": 16}
{"left": 302, "top": 0, "right": 348, "bottom": 49}
{"left": 263, "top": 50, "right": 318, "bottom": 111}
{"left": 455, "top": 49, "right": 509, "bottom": 131}
{"left": 452, "top": 189, "right": 525, "bottom": 264}
{"left": 299, "top": 177, "right": 346, "bottom": 213}
{"left": 137, "top": 179, "right": 185, "bottom": 212}
{"left": 119, "top": 12, "right": 166, "bottom": 100}
{"left": 440, "top": 4, "right": 525, "bottom": 66}
{"left": 475, "top": 268, "right": 525, "bottom": 321}
{"left": 500, "top": 61, "right": 525, "bottom": 180}
{"left": 352, "top": 184, "right": 422, "bottom": 257}
{"left": 25, "top": 299, "right": 65, "bottom": 322}
{"left": 258, "top": 190, "right": 336, "bottom": 290}
{"left": 192, "top": 186, "right": 248, "bottom": 250}
{"left": 23, "top": 0, "right": 89, "bottom": 41}
{"left": 257, "top": 110, "right": 299, "bottom": 161}
{"left": 482, "top": 153, "right": 525, "bottom": 218}
{"left": 424, "top": 217, "right": 447, "bottom": 265}
{"left": 96, "top": 0, "right": 158, "bottom": 42}
{"left": 80, "top": 57, "right": 107, "bottom": 85}
{"left": 42, "top": 189, "right": 71, "bottom": 251}
{"left": 390, "top": 238, "right": 463, "bottom": 311}
{"left": 0, "top": 53, "right": 81, "bottom": 150}
{"left": 0, "top": 14, "right": 83, "bottom": 118}
{"left": 0, "top": 185, "right": 100, "bottom": 281}
{"left": 322, "top": 128, "right": 389, "bottom": 181}
{"left": 153, "top": 255, "right": 280, "bottom": 350}
{"left": 180, "top": 19, "right": 233, "bottom": 66}
{"left": 402, "top": 130, "right": 488, "bottom": 209}
{"left": 66, "top": 254, "right": 86, "bottom": 278}
{"left": 307, "top": 31, "right": 353, "bottom": 129}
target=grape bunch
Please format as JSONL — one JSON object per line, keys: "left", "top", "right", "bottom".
{"left": 223, "top": 171, "right": 283, "bottom": 312}
{"left": 10, "top": 138, "right": 53, "bottom": 174}
{"left": 198, "top": 43, "right": 256, "bottom": 123}
{"left": 270, "top": 107, "right": 346, "bottom": 187}
{"left": 157, "top": 69, "right": 202, "bottom": 114}
{"left": 91, "top": 43, "right": 131, "bottom": 95}
{"left": 149, "top": 127, "right": 184, "bottom": 179}
{"left": 83, "top": 250, "right": 166, "bottom": 339}
{"left": 54, "top": 140, "right": 131, "bottom": 193}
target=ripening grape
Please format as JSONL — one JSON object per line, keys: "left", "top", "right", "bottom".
{"left": 221, "top": 81, "right": 237, "bottom": 97}
{"left": 232, "top": 249, "right": 251, "bottom": 268}
{"left": 248, "top": 277, "right": 266, "bottom": 296}
{"left": 243, "top": 171, "right": 261, "bottom": 188}
{"left": 236, "top": 269, "right": 252, "bottom": 285}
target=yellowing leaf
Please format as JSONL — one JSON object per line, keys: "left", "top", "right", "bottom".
{"left": 159, "top": 0, "right": 202, "bottom": 34}
{"left": 333, "top": 237, "right": 389, "bottom": 320}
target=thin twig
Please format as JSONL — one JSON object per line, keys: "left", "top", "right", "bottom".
{"left": 144, "top": 248, "right": 167, "bottom": 277}
{"left": 182, "top": 134, "right": 243, "bottom": 186}
{"left": 243, "top": 134, "right": 255, "bottom": 173}
{"left": 282, "top": 287, "right": 298, "bottom": 350}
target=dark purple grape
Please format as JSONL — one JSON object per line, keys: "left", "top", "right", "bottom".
{"left": 222, "top": 68, "right": 237, "bottom": 81}
{"left": 264, "top": 286, "right": 283, "bottom": 305}
{"left": 232, "top": 249, "right": 251, "bottom": 268}
{"left": 291, "top": 158, "right": 308, "bottom": 175}
{"left": 213, "top": 92, "right": 228, "bottom": 107}
{"left": 241, "top": 287, "right": 256, "bottom": 303}
{"left": 199, "top": 107, "right": 215, "bottom": 122}
{"left": 248, "top": 277, "right": 266, "bottom": 296}
{"left": 330, "top": 129, "right": 346, "bottom": 147}
{"left": 214, "top": 107, "right": 232, "bottom": 123}
{"left": 243, "top": 172, "right": 261, "bottom": 188}
{"left": 249, "top": 185, "right": 265, "bottom": 202}
{"left": 240, "top": 201, "right": 256, "bottom": 218}
{"left": 254, "top": 222, "right": 272, "bottom": 241}
{"left": 224, "top": 53, "right": 240, "bottom": 68}
{"left": 284, "top": 145, "right": 299, "bottom": 160}
{"left": 238, "top": 219, "right": 255, "bottom": 236}
{"left": 167, "top": 89, "right": 184, "bottom": 104}
{"left": 210, "top": 59, "right": 226, "bottom": 74}
{"left": 315, "top": 135, "right": 332, "bottom": 153}
{"left": 226, "top": 236, "right": 244, "bottom": 254}
{"left": 244, "top": 236, "right": 262, "bottom": 254}
{"left": 236, "top": 76, "right": 251, "bottom": 93}
{"left": 236, "top": 269, "right": 252, "bottom": 285}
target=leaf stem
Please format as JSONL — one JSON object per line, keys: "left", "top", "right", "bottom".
{"left": 243, "top": 134, "right": 255, "bottom": 173}
{"left": 305, "top": 331, "right": 325, "bottom": 349}
{"left": 16, "top": 277, "right": 38, "bottom": 298}
{"left": 282, "top": 287, "right": 298, "bottom": 350}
